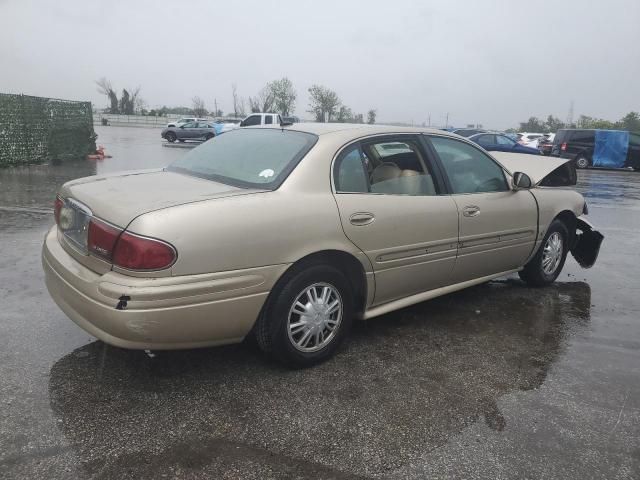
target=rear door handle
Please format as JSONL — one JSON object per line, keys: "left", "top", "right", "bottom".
{"left": 462, "top": 206, "right": 480, "bottom": 217}
{"left": 349, "top": 212, "right": 375, "bottom": 226}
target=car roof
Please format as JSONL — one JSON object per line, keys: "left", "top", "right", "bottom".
{"left": 249, "top": 122, "right": 458, "bottom": 138}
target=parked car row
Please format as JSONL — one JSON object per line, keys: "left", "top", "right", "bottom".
{"left": 162, "top": 113, "right": 298, "bottom": 143}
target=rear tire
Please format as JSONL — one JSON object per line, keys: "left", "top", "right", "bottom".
{"left": 165, "top": 132, "right": 177, "bottom": 143}
{"left": 575, "top": 155, "right": 590, "bottom": 169}
{"left": 255, "top": 264, "right": 354, "bottom": 368}
{"left": 204, "top": 133, "right": 215, "bottom": 141}
{"left": 519, "top": 219, "right": 569, "bottom": 287}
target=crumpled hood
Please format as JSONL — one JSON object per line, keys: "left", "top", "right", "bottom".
{"left": 61, "top": 169, "right": 264, "bottom": 227}
{"left": 491, "top": 152, "right": 572, "bottom": 185}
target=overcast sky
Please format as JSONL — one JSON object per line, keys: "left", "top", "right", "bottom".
{"left": 1, "top": 0, "right": 638, "bottom": 129}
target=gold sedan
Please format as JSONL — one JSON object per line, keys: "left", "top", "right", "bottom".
{"left": 43, "top": 124, "right": 603, "bottom": 366}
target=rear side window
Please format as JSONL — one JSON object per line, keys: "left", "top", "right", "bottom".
{"left": 476, "top": 134, "right": 495, "bottom": 146}
{"left": 496, "top": 135, "right": 515, "bottom": 146}
{"left": 429, "top": 136, "right": 508, "bottom": 194}
{"left": 570, "top": 130, "right": 595, "bottom": 144}
{"left": 334, "top": 137, "right": 438, "bottom": 196}
{"left": 265, "top": 115, "right": 273, "bottom": 125}
{"left": 334, "top": 145, "right": 368, "bottom": 193}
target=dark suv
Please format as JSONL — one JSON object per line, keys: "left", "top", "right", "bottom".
{"left": 552, "top": 129, "right": 640, "bottom": 170}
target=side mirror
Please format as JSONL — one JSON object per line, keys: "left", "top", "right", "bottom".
{"left": 179, "top": 125, "right": 185, "bottom": 129}
{"left": 512, "top": 172, "right": 532, "bottom": 190}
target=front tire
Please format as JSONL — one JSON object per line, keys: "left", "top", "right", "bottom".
{"left": 575, "top": 155, "right": 590, "bottom": 169}
{"left": 255, "top": 264, "right": 354, "bottom": 367}
{"left": 519, "top": 219, "right": 569, "bottom": 286}
{"left": 165, "top": 132, "right": 177, "bottom": 143}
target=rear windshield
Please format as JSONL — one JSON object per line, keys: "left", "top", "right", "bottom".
{"left": 167, "top": 129, "right": 317, "bottom": 189}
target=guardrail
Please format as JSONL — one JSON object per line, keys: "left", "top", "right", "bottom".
{"left": 94, "top": 113, "right": 199, "bottom": 128}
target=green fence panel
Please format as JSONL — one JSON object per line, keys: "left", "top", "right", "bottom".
{"left": 0, "top": 93, "right": 96, "bottom": 167}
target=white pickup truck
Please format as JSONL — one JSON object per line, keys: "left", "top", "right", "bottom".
{"left": 240, "top": 113, "right": 282, "bottom": 127}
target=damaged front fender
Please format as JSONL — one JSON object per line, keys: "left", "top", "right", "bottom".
{"left": 571, "top": 218, "right": 604, "bottom": 268}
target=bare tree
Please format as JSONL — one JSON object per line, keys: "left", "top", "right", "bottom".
{"left": 96, "top": 77, "right": 118, "bottom": 113}
{"left": 248, "top": 96, "right": 261, "bottom": 113}
{"left": 367, "top": 109, "right": 377, "bottom": 124}
{"left": 232, "top": 84, "right": 240, "bottom": 117}
{"left": 307, "top": 85, "right": 340, "bottom": 122}
{"left": 191, "top": 96, "right": 208, "bottom": 117}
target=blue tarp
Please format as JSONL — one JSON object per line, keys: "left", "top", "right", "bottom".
{"left": 593, "top": 130, "right": 629, "bottom": 168}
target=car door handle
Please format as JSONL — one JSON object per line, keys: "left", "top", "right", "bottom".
{"left": 462, "top": 206, "right": 480, "bottom": 217}
{"left": 349, "top": 212, "right": 375, "bottom": 226}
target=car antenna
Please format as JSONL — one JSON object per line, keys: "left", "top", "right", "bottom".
{"left": 280, "top": 119, "right": 293, "bottom": 131}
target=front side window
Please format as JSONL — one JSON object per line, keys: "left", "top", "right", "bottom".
{"left": 182, "top": 122, "right": 197, "bottom": 128}
{"left": 243, "top": 115, "right": 261, "bottom": 126}
{"left": 429, "top": 136, "right": 509, "bottom": 194}
{"left": 168, "top": 129, "right": 317, "bottom": 189}
{"left": 264, "top": 115, "right": 273, "bottom": 125}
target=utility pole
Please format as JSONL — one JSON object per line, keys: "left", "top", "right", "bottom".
{"left": 445, "top": 112, "right": 449, "bottom": 128}
{"left": 566, "top": 100, "right": 574, "bottom": 127}
{"left": 428, "top": 114, "right": 431, "bottom": 127}
{"left": 214, "top": 98, "right": 218, "bottom": 118}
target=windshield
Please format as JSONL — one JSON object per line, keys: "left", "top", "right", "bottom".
{"left": 167, "top": 128, "right": 317, "bottom": 189}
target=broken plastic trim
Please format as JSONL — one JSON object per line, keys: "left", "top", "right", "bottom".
{"left": 115, "top": 295, "right": 130, "bottom": 310}
{"left": 570, "top": 218, "right": 604, "bottom": 268}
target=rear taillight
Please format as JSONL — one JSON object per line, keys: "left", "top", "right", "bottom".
{"left": 113, "top": 232, "right": 176, "bottom": 271}
{"left": 561, "top": 142, "right": 567, "bottom": 151}
{"left": 88, "top": 218, "right": 122, "bottom": 261}
{"left": 54, "top": 196, "right": 64, "bottom": 225}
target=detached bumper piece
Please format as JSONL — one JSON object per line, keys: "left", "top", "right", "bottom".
{"left": 571, "top": 218, "right": 604, "bottom": 268}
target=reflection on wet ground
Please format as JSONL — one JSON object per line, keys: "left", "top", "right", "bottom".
{"left": 1, "top": 129, "right": 639, "bottom": 479}
{"left": 45, "top": 281, "right": 591, "bottom": 478}
{"left": 0, "top": 127, "right": 183, "bottom": 230}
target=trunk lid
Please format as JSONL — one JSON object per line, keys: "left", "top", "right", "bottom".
{"left": 60, "top": 169, "right": 264, "bottom": 227}
{"left": 491, "top": 152, "right": 575, "bottom": 186}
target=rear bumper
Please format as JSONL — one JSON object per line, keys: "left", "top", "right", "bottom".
{"left": 42, "top": 226, "right": 289, "bottom": 350}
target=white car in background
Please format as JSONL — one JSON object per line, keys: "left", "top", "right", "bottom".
{"left": 517, "top": 132, "right": 545, "bottom": 148}
{"left": 167, "top": 117, "right": 207, "bottom": 128}
{"left": 215, "top": 118, "right": 242, "bottom": 134}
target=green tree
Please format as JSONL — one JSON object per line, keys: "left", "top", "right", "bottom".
{"left": 335, "top": 105, "right": 353, "bottom": 123}
{"left": 576, "top": 115, "right": 615, "bottom": 130}
{"left": 617, "top": 111, "right": 640, "bottom": 132}
{"left": 271, "top": 78, "right": 297, "bottom": 116}
{"left": 544, "top": 115, "right": 565, "bottom": 132}
{"left": 367, "top": 109, "right": 377, "bottom": 124}
{"left": 519, "top": 117, "right": 546, "bottom": 132}
{"left": 307, "top": 85, "right": 340, "bottom": 122}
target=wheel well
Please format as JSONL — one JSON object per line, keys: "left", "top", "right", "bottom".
{"left": 279, "top": 250, "right": 368, "bottom": 316}
{"left": 554, "top": 210, "right": 577, "bottom": 244}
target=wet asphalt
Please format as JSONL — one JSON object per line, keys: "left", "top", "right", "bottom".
{"left": 0, "top": 127, "right": 639, "bottom": 479}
